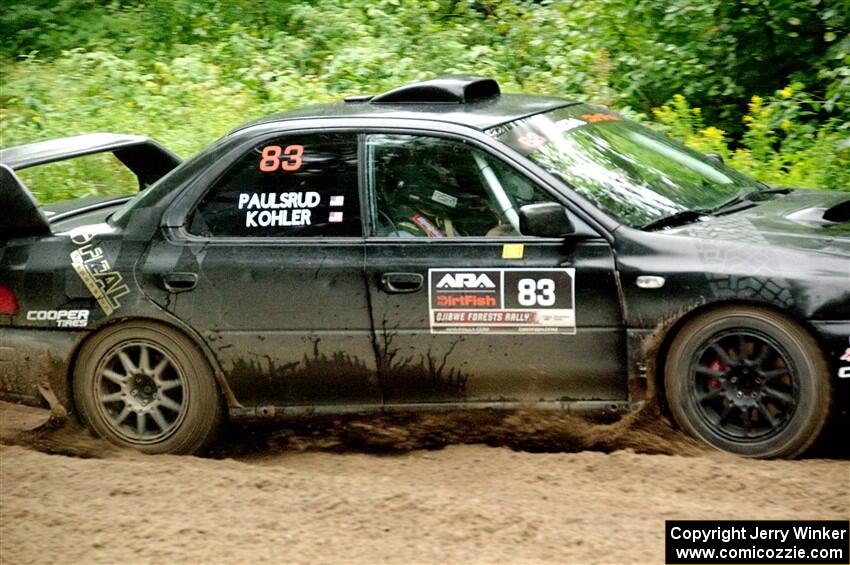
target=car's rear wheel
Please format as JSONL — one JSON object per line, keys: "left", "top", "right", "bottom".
{"left": 73, "top": 321, "right": 223, "bottom": 454}
{"left": 665, "top": 306, "right": 831, "bottom": 458}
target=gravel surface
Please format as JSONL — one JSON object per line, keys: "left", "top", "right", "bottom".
{"left": 1, "top": 401, "right": 847, "bottom": 564}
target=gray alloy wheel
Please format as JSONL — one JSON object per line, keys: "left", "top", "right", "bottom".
{"left": 93, "top": 340, "right": 188, "bottom": 444}
{"left": 74, "top": 321, "right": 223, "bottom": 454}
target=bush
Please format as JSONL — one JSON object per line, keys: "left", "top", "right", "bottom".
{"left": 652, "top": 89, "right": 850, "bottom": 190}
{"left": 1, "top": 0, "right": 847, "bottom": 201}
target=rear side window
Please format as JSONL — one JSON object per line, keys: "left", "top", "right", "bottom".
{"left": 189, "top": 133, "right": 360, "bottom": 237}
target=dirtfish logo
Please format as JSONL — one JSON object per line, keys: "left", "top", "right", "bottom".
{"left": 436, "top": 273, "right": 496, "bottom": 290}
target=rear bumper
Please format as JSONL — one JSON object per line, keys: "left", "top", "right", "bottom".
{"left": 0, "top": 327, "right": 83, "bottom": 409}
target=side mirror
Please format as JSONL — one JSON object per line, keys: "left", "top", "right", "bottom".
{"left": 705, "top": 152, "right": 724, "bottom": 166}
{"left": 518, "top": 203, "right": 574, "bottom": 237}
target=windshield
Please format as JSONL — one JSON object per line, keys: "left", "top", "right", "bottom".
{"left": 489, "top": 104, "right": 764, "bottom": 228}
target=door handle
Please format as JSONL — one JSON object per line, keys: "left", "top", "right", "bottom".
{"left": 380, "top": 272, "right": 423, "bottom": 294}
{"left": 162, "top": 272, "right": 198, "bottom": 293}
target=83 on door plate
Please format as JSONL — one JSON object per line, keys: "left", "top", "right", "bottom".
{"left": 428, "top": 268, "right": 576, "bottom": 334}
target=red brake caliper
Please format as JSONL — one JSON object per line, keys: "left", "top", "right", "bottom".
{"left": 707, "top": 358, "right": 726, "bottom": 389}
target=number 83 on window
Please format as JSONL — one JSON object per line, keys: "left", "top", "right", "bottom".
{"left": 258, "top": 145, "right": 303, "bottom": 172}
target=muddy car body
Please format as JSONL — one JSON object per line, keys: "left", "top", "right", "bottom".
{"left": 1, "top": 76, "right": 848, "bottom": 457}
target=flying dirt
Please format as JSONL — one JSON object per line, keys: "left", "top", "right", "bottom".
{"left": 1, "top": 400, "right": 847, "bottom": 564}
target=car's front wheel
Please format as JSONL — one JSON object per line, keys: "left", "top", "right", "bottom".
{"left": 665, "top": 306, "right": 831, "bottom": 458}
{"left": 73, "top": 321, "right": 223, "bottom": 454}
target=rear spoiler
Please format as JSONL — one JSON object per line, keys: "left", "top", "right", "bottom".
{"left": 0, "top": 164, "right": 50, "bottom": 239}
{"left": 0, "top": 133, "right": 181, "bottom": 240}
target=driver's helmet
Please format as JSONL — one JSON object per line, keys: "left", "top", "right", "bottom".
{"left": 395, "top": 149, "right": 478, "bottom": 215}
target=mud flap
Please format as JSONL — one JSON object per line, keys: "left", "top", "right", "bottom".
{"left": 36, "top": 382, "right": 68, "bottom": 430}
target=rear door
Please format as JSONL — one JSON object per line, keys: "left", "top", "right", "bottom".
{"left": 139, "top": 131, "right": 380, "bottom": 408}
{"left": 363, "top": 132, "right": 627, "bottom": 405}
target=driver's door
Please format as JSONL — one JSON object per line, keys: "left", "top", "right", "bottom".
{"left": 363, "top": 133, "right": 627, "bottom": 405}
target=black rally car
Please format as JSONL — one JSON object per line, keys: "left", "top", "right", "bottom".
{"left": 1, "top": 76, "right": 848, "bottom": 457}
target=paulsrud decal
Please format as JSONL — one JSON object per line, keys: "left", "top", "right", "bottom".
{"left": 237, "top": 191, "right": 347, "bottom": 228}
{"left": 69, "top": 230, "right": 130, "bottom": 316}
{"left": 428, "top": 268, "right": 576, "bottom": 334}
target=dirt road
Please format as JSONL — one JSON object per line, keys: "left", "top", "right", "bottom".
{"left": 1, "top": 401, "right": 847, "bottom": 564}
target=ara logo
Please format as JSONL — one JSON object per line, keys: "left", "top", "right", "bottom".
{"left": 436, "top": 273, "right": 496, "bottom": 289}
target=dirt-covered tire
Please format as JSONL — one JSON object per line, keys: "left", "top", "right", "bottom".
{"left": 73, "top": 321, "right": 223, "bottom": 455}
{"left": 664, "top": 306, "right": 831, "bottom": 458}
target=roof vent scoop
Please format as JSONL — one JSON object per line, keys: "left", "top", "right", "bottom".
{"left": 371, "top": 75, "right": 500, "bottom": 104}
{"left": 823, "top": 199, "right": 850, "bottom": 223}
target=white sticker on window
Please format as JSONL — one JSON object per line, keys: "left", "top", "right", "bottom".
{"left": 329, "top": 195, "right": 345, "bottom": 207}
{"left": 431, "top": 190, "right": 458, "bottom": 208}
{"left": 555, "top": 118, "right": 586, "bottom": 134}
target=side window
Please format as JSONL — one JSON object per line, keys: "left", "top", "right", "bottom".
{"left": 366, "top": 134, "right": 557, "bottom": 238}
{"left": 190, "top": 133, "right": 360, "bottom": 237}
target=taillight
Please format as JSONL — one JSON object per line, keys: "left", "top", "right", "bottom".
{"left": 0, "top": 284, "right": 18, "bottom": 315}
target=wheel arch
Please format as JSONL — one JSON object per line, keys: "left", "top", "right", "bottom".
{"left": 65, "top": 316, "right": 239, "bottom": 416}
{"left": 649, "top": 299, "right": 827, "bottom": 415}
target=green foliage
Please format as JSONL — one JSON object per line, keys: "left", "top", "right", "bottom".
{"left": 652, "top": 90, "right": 850, "bottom": 190}
{"left": 604, "top": 1, "right": 850, "bottom": 135}
{"left": 1, "top": 0, "right": 848, "bottom": 202}
{"left": 16, "top": 152, "right": 140, "bottom": 203}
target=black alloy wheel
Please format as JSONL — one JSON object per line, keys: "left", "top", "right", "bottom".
{"left": 665, "top": 306, "right": 831, "bottom": 458}
{"left": 690, "top": 330, "right": 796, "bottom": 441}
